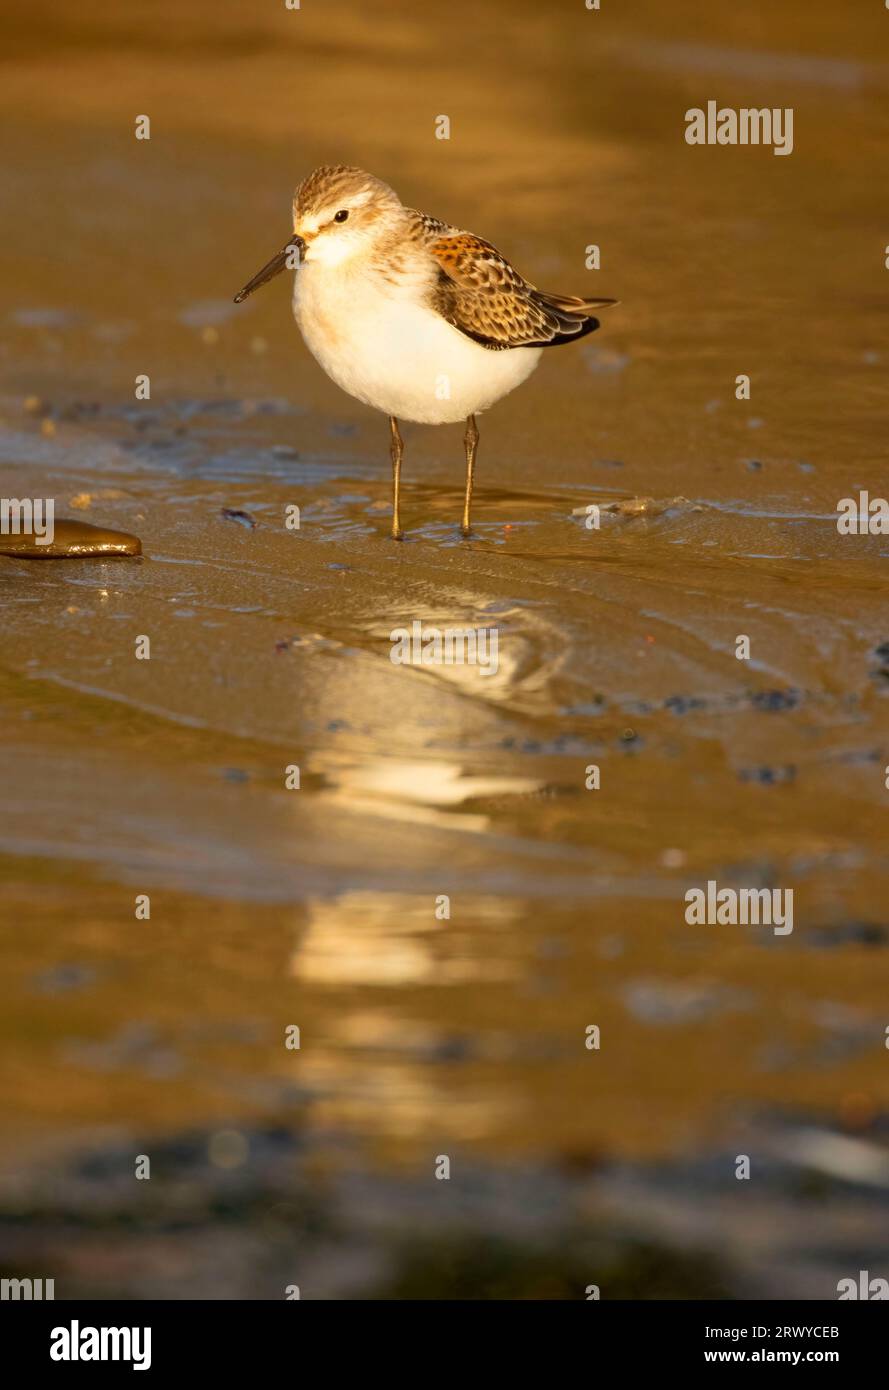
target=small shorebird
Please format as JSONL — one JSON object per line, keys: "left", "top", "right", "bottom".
{"left": 234, "top": 166, "right": 617, "bottom": 539}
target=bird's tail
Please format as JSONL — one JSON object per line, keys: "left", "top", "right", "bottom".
{"left": 532, "top": 291, "right": 619, "bottom": 347}
{"left": 537, "top": 292, "right": 619, "bottom": 316}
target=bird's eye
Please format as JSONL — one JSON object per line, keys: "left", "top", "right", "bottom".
{"left": 333, "top": 209, "right": 349, "bottom": 223}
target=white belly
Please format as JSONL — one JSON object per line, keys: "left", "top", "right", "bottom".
{"left": 293, "top": 266, "right": 541, "bottom": 425}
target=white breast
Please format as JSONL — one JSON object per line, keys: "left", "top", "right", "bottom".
{"left": 293, "top": 263, "right": 541, "bottom": 425}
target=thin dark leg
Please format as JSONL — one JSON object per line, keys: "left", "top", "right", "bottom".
{"left": 389, "top": 415, "right": 404, "bottom": 540}
{"left": 461, "top": 414, "right": 479, "bottom": 537}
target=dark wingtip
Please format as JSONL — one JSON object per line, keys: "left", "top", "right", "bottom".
{"left": 541, "top": 316, "right": 602, "bottom": 348}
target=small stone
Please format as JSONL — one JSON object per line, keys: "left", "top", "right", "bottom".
{"left": 0, "top": 517, "right": 142, "bottom": 559}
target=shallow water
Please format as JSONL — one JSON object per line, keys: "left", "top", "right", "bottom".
{"left": 1, "top": 0, "right": 888, "bottom": 1298}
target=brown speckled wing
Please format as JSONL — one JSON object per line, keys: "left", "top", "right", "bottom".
{"left": 418, "top": 222, "right": 616, "bottom": 351}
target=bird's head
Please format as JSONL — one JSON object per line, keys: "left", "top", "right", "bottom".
{"left": 234, "top": 166, "right": 403, "bottom": 302}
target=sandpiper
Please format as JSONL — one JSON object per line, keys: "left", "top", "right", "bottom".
{"left": 234, "top": 166, "right": 617, "bottom": 539}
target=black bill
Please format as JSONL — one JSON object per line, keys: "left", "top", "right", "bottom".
{"left": 233, "top": 235, "right": 305, "bottom": 304}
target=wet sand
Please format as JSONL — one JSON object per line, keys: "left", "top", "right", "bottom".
{"left": 1, "top": 1, "right": 888, "bottom": 1297}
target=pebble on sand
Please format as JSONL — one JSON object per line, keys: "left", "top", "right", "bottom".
{"left": 0, "top": 518, "right": 142, "bottom": 559}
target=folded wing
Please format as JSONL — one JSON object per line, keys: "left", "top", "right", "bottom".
{"left": 423, "top": 226, "right": 617, "bottom": 351}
